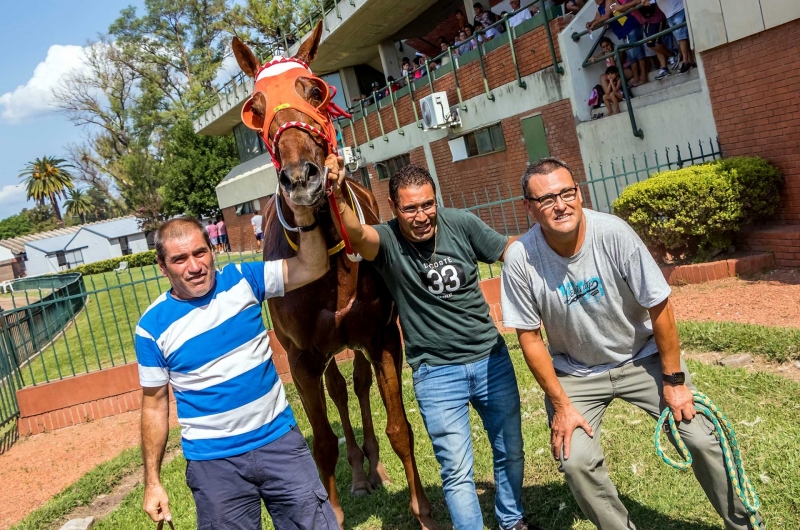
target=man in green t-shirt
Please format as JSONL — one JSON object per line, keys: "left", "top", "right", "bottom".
{"left": 327, "top": 160, "right": 541, "bottom": 530}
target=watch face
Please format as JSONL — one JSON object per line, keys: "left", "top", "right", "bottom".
{"left": 675, "top": 373, "right": 686, "bottom": 384}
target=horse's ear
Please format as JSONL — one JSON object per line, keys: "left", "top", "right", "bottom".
{"left": 232, "top": 36, "right": 261, "bottom": 78}
{"left": 241, "top": 92, "right": 267, "bottom": 131}
{"left": 294, "top": 21, "right": 324, "bottom": 66}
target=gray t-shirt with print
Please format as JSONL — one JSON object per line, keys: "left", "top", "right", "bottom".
{"left": 501, "top": 209, "right": 671, "bottom": 377}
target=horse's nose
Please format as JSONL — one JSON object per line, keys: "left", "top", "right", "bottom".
{"left": 279, "top": 162, "right": 322, "bottom": 191}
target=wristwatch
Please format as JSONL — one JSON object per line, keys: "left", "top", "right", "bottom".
{"left": 662, "top": 372, "right": 686, "bottom": 385}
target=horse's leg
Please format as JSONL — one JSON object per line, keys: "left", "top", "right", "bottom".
{"left": 323, "top": 358, "right": 372, "bottom": 496}
{"left": 291, "top": 355, "right": 345, "bottom": 528}
{"left": 369, "top": 326, "right": 439, "bottom": 530}
{"left": 353, "top": 349, "right": 392, "bottom": 489}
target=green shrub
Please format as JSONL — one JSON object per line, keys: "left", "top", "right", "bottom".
{"left": 612, "top": 157, "right": 782, "bottom": 259}
{"left": 58, "top": 250, "right": 157, "bottom": 276}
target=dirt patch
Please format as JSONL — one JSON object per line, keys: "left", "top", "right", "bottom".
{"left": 62, "top": 447, "right": 181, "bottom": 524}
{"left": 684, "top": 350, "right": 800, "bottom": 382}
{"left": 0, "top": 403, "right": 177, "bottom": 530}
{"left": 670, "top": 268, "right": 800, "bottom": 329}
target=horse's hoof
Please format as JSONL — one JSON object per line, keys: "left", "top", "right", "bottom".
{"left": 351, "top": 481, "right": 372, "bottom": 496}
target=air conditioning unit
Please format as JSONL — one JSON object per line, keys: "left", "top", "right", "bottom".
{"left": 338, "top": 146, "right": 360, "bottom": 172}
{"left": 420, "top": 92, "right": 451, "bottom": 131}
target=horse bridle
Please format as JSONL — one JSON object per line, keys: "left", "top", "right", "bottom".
{"left": 246, "top": 56, "right": 362, "bottom": 262}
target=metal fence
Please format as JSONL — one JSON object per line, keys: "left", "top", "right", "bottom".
{"left": 0, "top": 252, "right": 265, "bottom": 430}
{"left": 0, "top": 274, "right": 86, "bottom": 429}
{"left": 579, "top": 138, "right": 723, "bottom": 213}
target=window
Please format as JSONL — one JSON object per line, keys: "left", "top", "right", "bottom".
{"left": 119, "top": 236, "right": 131, "bottom": 256}
{"left": 376, "top": 154, "right": 411, "bottom": 181}
{"left": 233, "top": 122, "right": 266, "bottom": 163}
{"left": 463, "top": 123, "right": 506, "bottom": 158}
{"left": 52, "top": 249, "right": 84, "bottom": 270}
{"left": 359, "top": 167, "right": 372, "bottom": 191}
{"left": 235, "top": 199, "right": 263, "bottom": 216}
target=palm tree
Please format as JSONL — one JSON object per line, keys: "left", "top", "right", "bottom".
{"left": 64, "top": 188, "right": 93, "bottom": 224}
{"left": 18, "top": 156, "right": 75, "bottom": 228}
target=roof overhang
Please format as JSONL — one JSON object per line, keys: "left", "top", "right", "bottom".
{"left": 216, "top": 153, "right": 278, "bottom": 210}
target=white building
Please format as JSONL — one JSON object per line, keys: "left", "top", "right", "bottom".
{"left": 22, "top": 217, "right": 149, "bottom": 277}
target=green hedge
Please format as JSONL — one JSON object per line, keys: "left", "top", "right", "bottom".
{"left": 59, "top": 250, "right": 158, "bottom": 276}
{"left": 613, "top": 157, "right": 783, "bottom": 259}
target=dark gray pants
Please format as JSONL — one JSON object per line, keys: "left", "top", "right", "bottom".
{"left": 186, "top": 426, "right": 338, "bottom": 530}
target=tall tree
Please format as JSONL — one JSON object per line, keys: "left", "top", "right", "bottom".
{"left": 18, "top": 157, "right": 75, "bottom": 227}
{"left": 0, "top": 211, "right": 34, "bottom": 240}
{"left": 160, "top": 118, "right": 238, "bottom": 218}
{"left": 64, "top": 189, "right": 94, "bottom": 224}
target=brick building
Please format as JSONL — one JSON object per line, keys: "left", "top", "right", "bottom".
{"left": 195, "top": 0, "right": 799, "bottom": 265}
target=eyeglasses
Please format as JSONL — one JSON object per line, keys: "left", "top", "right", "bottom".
{"left": 398, "top": 201, "right": 437, "bottom": 217}
{"left": 524, "top": 187, "right": 578, "bottom": 209}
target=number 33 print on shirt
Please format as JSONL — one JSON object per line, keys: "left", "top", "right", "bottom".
{"left": 419, "top": 259, "right": 466, "bottom": 299}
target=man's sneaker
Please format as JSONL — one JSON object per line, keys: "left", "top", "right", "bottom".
{"left": 507, "top": 519, "right": 546, "bottom": 530}
{"left": 678, "top": 62, "right": 692, "bottom": 74}
{"left": 655, "top": 67, "right": 671, "bottom": 80}
{"left": 668, "top": 54, "right": 680, "bottom": 69}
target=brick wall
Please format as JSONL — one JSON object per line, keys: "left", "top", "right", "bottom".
{"left": 221, "top": 199, "right": 272, "bottom": 253}
{"left": 702, "top": 19, "right": 800, "bottom": 224}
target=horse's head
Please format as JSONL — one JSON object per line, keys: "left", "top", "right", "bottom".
{"left": 233, "top": 22, "right": 331, "bottom": 207}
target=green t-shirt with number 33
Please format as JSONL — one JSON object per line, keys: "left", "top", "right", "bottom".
{"left": 371, "top": 207, "right": 508, "bottom": 369}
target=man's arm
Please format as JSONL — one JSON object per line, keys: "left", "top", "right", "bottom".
{"left": 283, "top": 196, "right": 330, "bottom": 292}
{"left": 649, "top": 298, "right": 695, "bottom": 421}
{"left": 517, "top": 328, "right": 594, "bottom": 460}
{"left": 141, "top": 385, "right": 171, "bottom": 523}
{"left": 497, "top": 235, "right": 520, "bottom": 262}
{"left": 326, "top": 155, "right": 381, "bottom": 261}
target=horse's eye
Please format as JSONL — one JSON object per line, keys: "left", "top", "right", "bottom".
{"left": 309, "top": 86, "right": 323, "bottom": 101}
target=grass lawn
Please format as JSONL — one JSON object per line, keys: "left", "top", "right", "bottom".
{"left": 17, "top": 253, "right": 261, "bottom": 386}
{"left": 68, "top": 333, "right": 800, "bottom": 530}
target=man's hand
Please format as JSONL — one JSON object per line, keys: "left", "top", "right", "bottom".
{"left": 663, "top": 383, "right": 696, "bottom": 422}
{"left": 325, "top": 154, "right": 345, "bottom": 199}
{"left": 143, "top": 482, "right": 171, "bottom": 523}
{"left": 550, "top": 404, "right": 594, "bottom": 460}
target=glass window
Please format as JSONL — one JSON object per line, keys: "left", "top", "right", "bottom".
{"left": 376, "top": 154, "right": 411, "bottom": 180}
{"left": 359, "top": 167, "right": 372, "bottom": 190}
{"left": 461, "top": 124, "right": 506, "bottom": 159}
{"left": 236, "top": 202, "right": 254, "bottom": 216}
{"left": 233, "top": 122, "right": 265, "bottom": 163}
{"left": 475, "top": 128, "right": 493, "bottom": 155}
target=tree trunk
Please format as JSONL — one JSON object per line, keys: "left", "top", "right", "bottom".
{"left": 51, "top": 194, "right": 65, "bottom": 227}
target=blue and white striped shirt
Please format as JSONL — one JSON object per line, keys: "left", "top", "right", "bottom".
{"left": 135, "top": 261, "right": 295, "bottom": 461}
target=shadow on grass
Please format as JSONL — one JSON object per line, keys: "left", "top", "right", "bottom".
{"left": 330, "top": 477, "right": 724, "bottom": 530}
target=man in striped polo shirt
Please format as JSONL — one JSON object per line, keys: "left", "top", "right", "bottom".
{"left": 135, "top": 211, "right": 335, "bottom": 529}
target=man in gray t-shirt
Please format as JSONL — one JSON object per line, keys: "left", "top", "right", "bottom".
{"left": 501, "top": 158, "right": 755, "bottom": 529}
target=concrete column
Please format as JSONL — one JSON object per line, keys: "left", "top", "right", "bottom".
{"left": 338, "top": 67, "right": 361, "bottom": 108}
{"left": 378, "top": 40, "right": 402, "bottom": 80}
{"left": 462, "top": 0, "right": 476, "bottom": 24}
{"left": 422, "top": 141, "right": 444, "bottom": 206}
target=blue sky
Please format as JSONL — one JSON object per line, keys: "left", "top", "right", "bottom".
{"left": 0, "top": 0, "right": 144, "bottom": 220}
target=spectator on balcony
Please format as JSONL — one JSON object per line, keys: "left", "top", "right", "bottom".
{"left": 587, "top": 0, "right": 647, "bottom": 86}
{"left": 413, "top": 56, "right": 428, "bottom": 79}
{"left": 401, "top": 57, "right": 412, "bottom": 80}
{"left": 473, "top": 2, "right": 505, "bottom": 33}
{"left": 592, "top": 36, "right": 634, "bottom": 90}
{"left": 439, "top": 41, "right": 452, "bottom": 65}
{"left": 509, "top": 0, "right": 538, "bottom": 28}
{"left": 456, "top": 8, "right": 468, "bottom": 30}
{"left": 385, "top": 76, "right": 401, "bottom": 98}
{"left": 456, "top": 29, "right": 475, "bottom": 55}
{"left": 617, "top": 0, "right": 672, "bottom": 79}
{"left": 644, "top": 0, "right": 694, "bottom": 73}
{"left": 602, "top": 66, "right": 625, "bottom": 115}
{"left": 474, "top": 22, "right": 497, "bottom": 43}
{"left": 564, "top": 0, "right": 586, "bottom": 15}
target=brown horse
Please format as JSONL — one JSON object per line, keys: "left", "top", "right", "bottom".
{"left": 232, "top": 23, "right": 437, "bottom": 529}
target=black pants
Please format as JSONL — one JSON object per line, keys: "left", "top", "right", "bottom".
{"left": 186, "top": 426, "right": 338, "bottom": 530}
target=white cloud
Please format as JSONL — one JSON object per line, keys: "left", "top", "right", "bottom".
{"left": 0, "top": 184, "right": 32, "bottom": 220}
{"left": 0, "top": 44, "right": 91, "bottom": 124}
{"left": 214, "top": 53, "right": 243, "bottom": 86}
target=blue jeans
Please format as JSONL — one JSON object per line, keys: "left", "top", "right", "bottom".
{"left": 412, "top": 346, "right": 524, "bottom": 529}
{"left": 625, "top": 25, "right": 646, "bottom": 62}
{"left": 667, "top": 9, "right": 689, "bottom": 41}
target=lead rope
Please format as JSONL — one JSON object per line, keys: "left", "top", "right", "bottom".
{"left": 655, "top": 391, "right": 763, "bottom": 529}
